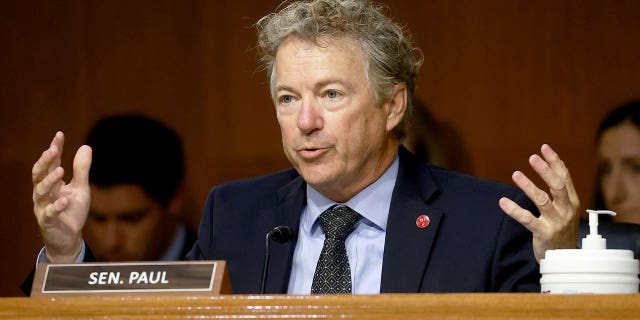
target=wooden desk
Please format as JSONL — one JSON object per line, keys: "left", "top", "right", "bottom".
{"left": 1, "top": 293, "right": 638, "bottom": 319}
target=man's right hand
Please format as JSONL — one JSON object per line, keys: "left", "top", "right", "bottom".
{"left": 32, "top": 132, "right": 92, "bottom": 263}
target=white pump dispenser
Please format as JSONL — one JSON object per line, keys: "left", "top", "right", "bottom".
{"left": 540, "top": 209, "right": 639, "bottom": 294}
{"left": 581, "top": 209, "right": 616, "bottom": 250}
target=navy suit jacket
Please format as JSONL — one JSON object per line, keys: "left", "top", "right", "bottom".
{"left": 186, "top": 147, "right": 541, "bottom": 293}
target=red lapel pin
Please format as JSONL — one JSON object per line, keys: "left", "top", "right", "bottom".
{"left": 416, "top": 214, "right": 430, "bottom": 229}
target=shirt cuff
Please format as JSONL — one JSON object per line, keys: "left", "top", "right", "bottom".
{"left": 36, "top": 241, "right": 86, "bottom": 264}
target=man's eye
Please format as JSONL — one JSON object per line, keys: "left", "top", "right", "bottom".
{"left": 120, "top": 215, "right": 145, "bottom": 224}
{"left": 627, "top": 158, "right": 640, "bottom": 173}
{"left": 88, "top": 212, "right": 106, "bottom": 222}
{"left": 598, "top": 162, "right": 611, "bottom": 176}
{"left": 280, "top": 95, "right": 294, "bottom": 103}
{"left": 327, "top": 90, "right": 339, "bottom": 99}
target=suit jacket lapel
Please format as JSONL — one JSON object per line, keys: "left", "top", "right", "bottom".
{"left": 262, "top": 176, "right": 306, "bottom": 294}
{"left": 381, "top": 147, "right": 443, "bottom": 293}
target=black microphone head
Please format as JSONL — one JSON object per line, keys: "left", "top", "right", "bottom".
{"left": 269, "top": 225, "right": 294, "bottom": 244}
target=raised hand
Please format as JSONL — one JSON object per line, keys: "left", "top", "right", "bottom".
{"left": 499, "top": 144, "right": 580, "bottom": 262}
{"left": 32, "top": 132, "right": 92, "bottom": 263}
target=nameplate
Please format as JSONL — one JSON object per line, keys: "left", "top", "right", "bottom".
{"left": 31, "top": 261, "right": 231, "bottom": 297}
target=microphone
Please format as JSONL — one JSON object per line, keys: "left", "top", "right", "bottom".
{"left": 268, "top": 225, "right": 294, "bottom": 244}
{"left": 260, "top": 225, "right": 294, "bottom": 294}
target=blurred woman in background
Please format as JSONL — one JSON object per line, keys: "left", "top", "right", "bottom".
{"left": 594, "top": 100, "right": 640, "bottom": 224}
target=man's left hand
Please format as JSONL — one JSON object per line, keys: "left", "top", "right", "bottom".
{"left": 499, "top": 144, "right": 580, "bottom": 262}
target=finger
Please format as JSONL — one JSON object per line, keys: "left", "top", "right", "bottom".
{"left": 540, "top": 144, "right": 580, "bottom": 209}
{"left": 528, "top": 154, "right": 571, "bottom": 211}
{"left": 70, "top": 145, "right": 92, "bottom": 187}
{"left": 528, "top": 154, "right": 565, "bottom": 191}
{"left": 32, "top": 132, "right": 64, "bottom": 184}
{"left": 540, "top": 144, "right": 563, "bottom": 174}
{"left": 33, "top": 167, "right": 65, "bottom": 206}
{"left": 32, "top": 145, "right": 59, "bottom": 184}
{"left": 49, "top": 131, "right": 65, "bottom": 171}
{"left": 40, "top": 197, "right": 69, "bottom": 223}
{"left": 564, "top": 169, "right": 580, "bottom": 209}
{"left": 511, "top": 171, "right": 554, "bottom": 212}
{"left": 499, "top": 197, "right": 540, "bottom": 234}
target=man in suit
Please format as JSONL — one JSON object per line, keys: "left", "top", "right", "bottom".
{"left": 28, "top": 0, "right": 578, "bottom": 294}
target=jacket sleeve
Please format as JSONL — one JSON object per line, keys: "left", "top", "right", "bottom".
{"left": 20, "top": 244, "right": 96, "bottom": 296}
{"left": 492, "top": 191, "right": 541, "bottom": 292}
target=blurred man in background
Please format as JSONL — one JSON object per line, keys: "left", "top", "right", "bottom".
{"left": 79, "top": 114, "right": 194, "bottom": 261}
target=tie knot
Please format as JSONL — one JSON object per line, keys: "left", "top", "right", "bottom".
{"left": 318, "top": 205, "right": 361, "bottom": 239}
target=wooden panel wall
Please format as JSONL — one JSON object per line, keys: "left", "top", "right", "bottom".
{"left": 1, "top": 0, "right": 639, "bottom": 296}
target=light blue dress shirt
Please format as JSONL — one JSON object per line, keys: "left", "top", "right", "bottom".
{"left": 287, "top": 155, "right": 399, "bottom": 294}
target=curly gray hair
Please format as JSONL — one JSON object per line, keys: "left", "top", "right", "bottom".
{"left": 255, "top": 0, "right": 423, "bottom": 139}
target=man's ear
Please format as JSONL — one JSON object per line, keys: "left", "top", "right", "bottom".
{"left": 385, "top": 83, "right": 407, "bottom": 132}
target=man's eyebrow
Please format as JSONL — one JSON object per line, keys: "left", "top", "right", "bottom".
{"left": 275, "top": 79, "right": 352, "bottom": 93}
{"left": 275, "top": 85, "right": 297, "bottom": 93}
{"left": 314, "top": 79, "right": 351, "bottom": 90}
{"left": 88, "top": 210, "right": 105, "bottom": 218}
{"left": 117, "top": 208, "right": 150, "bottom": 219}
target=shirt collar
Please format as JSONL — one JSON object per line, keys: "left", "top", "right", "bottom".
{"left": 304, "top": 155, "right": 399, "bottom": 232}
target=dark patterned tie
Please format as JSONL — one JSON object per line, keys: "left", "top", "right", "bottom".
{"left": 311, "top": 205, "right": 361, "bottom": 294}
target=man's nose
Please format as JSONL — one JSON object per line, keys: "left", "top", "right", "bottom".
{"left": 103, "top": 221, "right": 122, "bottom": 249}
{"left": 297, "top": 99, "right": 323, "bottom": 135}
{"left": 603, "top": 167, "right": 626, "bottom": 205}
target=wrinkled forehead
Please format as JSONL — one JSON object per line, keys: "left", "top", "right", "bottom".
{"left": 269, "top": 34, "right": 369, "bottom": 97}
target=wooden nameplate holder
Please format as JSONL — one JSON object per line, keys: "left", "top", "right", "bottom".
{"left": 30, "top": 260, "right": 231, "bottom": 297}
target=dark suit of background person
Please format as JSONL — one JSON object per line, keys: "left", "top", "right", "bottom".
{"left": 187, "top": 146, "right": 541, "bottom": 293}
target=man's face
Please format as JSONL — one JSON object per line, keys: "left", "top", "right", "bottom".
{"left": 598, "top": 122, "right": 640, "bottom": 224}
{"left": 84, "top": 184, "right": 174, "bottom": 261}
{"left": 274, "top": 35, "right": 402, "bottom": 202}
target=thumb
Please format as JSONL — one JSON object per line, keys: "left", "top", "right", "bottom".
{"left": 71, "top": 145, "right": 92, "bottom": 187}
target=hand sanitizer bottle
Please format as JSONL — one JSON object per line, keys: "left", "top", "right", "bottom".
{"left": 540, "top": 210, "right": 639, "bottom": 293}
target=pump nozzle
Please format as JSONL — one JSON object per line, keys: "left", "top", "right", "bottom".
{"left": 582, "top": 209, "right": 617, "bottom": 250}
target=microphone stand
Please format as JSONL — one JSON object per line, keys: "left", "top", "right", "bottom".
{"left": 260, "top": 226, "right": 293, "bottom": 294}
